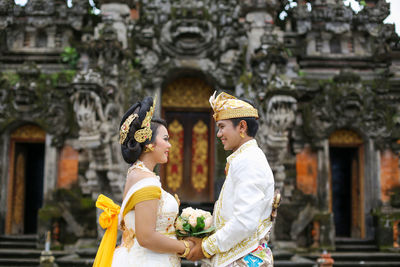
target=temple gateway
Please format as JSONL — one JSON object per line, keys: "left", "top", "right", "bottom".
{"left": 0, "top": 0, "right": 400, "bottom": 258}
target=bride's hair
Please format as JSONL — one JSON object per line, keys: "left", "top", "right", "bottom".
{"left": 120, "top": 96, "right": 167, "bottom": 164}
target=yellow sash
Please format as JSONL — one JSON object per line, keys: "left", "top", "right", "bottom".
{"left": 93, "top": 194, "right": 120, "bottom": 267}
{"left": 123, "top": 186, "right": 161, "bottom": 217}
{"left": 93, "top": 186, "right": 161, "bottom": 267}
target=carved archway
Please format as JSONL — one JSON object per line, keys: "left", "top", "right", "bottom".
{"left": 328, "top": 129, "right": 365, "bottom": 238}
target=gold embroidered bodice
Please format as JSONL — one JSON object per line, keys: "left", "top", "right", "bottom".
{"left": 120, "top": 182, "right": 179, "bottom": 250}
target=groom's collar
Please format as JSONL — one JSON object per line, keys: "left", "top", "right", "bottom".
{"left": 226, "top": 139, "right": 257, "bottom": 164}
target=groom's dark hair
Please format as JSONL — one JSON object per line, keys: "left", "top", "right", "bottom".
{"left": 229, "top": 98, "right": 259, "bottom": 137}
{"left": 230, "top": 117, "right": 259, "bottom": 137}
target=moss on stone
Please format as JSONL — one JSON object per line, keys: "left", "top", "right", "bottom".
{"left": 38, "top": 205, "right": 62, "bottom": 222}
{"left": 39, "top": 186, "right": 97, "bottom": 245}
{"left": 2, "top": 71, "right": 20, "bottom": 86}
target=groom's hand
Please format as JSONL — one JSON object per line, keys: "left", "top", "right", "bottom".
{"left": 185, "top": 237, "right": 205, "bottom": 261}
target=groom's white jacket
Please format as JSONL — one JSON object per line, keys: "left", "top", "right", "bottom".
{"left": 202, "top": 139, "right": 275, "bottom": 267}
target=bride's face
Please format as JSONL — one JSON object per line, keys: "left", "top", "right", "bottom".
{"left": 151, "top": 125, "right": 171, "bottom": 164}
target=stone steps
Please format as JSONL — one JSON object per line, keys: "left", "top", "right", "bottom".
{"left": 0, "top": 235, "right": 39, "bottom": 242}
{"left": 335, "top": 244, "right": 379, "bottom": 252}
{"left": 335, "top": 237, "right": 379, "bottom": 253}
{"left": 0, "top": 235, "right": 54, "bottom": 267}
{"left": 0, "top": 241, "right": 37, "bottom": 249}
{"left": 0, "top": 248, "right": 68, "bottom": 259}
{"left": 55, "top": 248, "right": 316, "bottom": 267}
{"left": 0, "top": 235, "right": 38, "bottom": 249}
{"left": 0, "top": 235, "right": 38, "bottom": 250}
{"left": 332, "top": 261, "right": 400, "bottom": 266}
{"left": 0, "top": 235, "right": 316, "bottom": 267}
{"left": 302, "top": 238, "right": 400, "bottom": 267}
{"left": 334, "top": 238, "right": 376, "bottom": 245}
{"left": 0, "top": 258, "right": 40, "bottom": 267}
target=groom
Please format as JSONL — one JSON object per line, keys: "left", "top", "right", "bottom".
{"left": 186, "top": 91, "right": 275, "bottom": 266}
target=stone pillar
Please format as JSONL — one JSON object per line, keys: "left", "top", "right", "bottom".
{"left": 47, "top": 26, "right": 56, "bottom": 49}
{"left": 245, "top": 11, "right": 276, "bottom": 67}
{"left": 0, "top": 133, "right": 9, "bottom": 235}
{"left": 317, "top": 140, "right": 330, "bottom": 211}
{"left": 316, "top": 140, "right": 335, "bottom": 249}
{"left": 364, "top": 138, "right": 381, "bottom": 239}
{"left": 43, "top": 134, "right": 59, "bottom": 201}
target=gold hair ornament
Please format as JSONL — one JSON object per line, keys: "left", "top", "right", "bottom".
{"left": 134, "top": 95, "right": 157, "bottom": 143}
{"left": 119, "top": 113, "right": 139, "bottom": 144}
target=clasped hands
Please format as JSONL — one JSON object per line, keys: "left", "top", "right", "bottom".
{"left": 183, "top": 237, "right": 206, "bottom": 261}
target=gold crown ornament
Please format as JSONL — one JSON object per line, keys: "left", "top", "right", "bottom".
{"left": 119, "top": 113, "right": 139, "bottom": 144}
{"left": 209, "top": 91, "right": 258, "bottom": 121}
{"left": 134, "top": 95, "right": 157, "bottom": 143}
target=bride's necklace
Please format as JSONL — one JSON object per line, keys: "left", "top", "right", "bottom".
{"left": 128, "top": 160, "right": 156, "bottom": 175}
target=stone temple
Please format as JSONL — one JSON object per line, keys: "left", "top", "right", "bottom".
{"left": 0, "top": 0, "right": 400, "bottom": 263}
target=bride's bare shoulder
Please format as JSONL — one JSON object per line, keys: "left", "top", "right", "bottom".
{"left": 123, "top": 169, "right": 157, "bottom": 198}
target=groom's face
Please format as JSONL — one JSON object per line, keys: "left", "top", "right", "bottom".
{"left": 216, "top": 120, "right": 241, "bottom": 151}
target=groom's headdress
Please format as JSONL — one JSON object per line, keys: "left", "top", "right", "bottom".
{"left": 209, "top": 91, "right": 258, "bottom": 121}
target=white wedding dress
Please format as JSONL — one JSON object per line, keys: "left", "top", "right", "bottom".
{"left": 111, "top": 175, "right": 180, "bottom": 267}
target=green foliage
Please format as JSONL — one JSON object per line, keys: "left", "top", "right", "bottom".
{"left": 360, "top": 0, "right": 366, "bottom": 6}
{"left": 192, "top": 226, "right": 216, "bottom": 236}
{"left": 38, "top": 205, "right": 62, "bottom": 222}
{"left": 61, "top": 46, "right": 80, "bottom": 68}
{"left": 284, "top": 47, "right": 293, "bottom": 57}
{"left": 192, "top": 216, "right": 205, "bottom": 232}
{"left": 183, "top": 222, "right": 191, "bottom": 233}
{"left": 2, "top": 71, "right": 20, "bottom": 86}
{"left": 238, "top": 72, "right": 253, "bottom": 92}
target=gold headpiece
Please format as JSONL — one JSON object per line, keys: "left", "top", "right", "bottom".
{"left": 119, "top": 113, "right": 138, "bottom": 144}
{"left": 209, "top": 91, "right": 258, "bottom": 121}
{"left": 134, "top": 95, "right": 157, "bottom": 143}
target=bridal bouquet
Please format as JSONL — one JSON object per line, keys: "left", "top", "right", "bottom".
{"left": 175, "top": 207, "right": 215, "bottom": 238}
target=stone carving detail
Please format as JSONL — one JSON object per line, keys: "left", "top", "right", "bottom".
{"left": 0, "top": 62, "right": 70, "bottom": 147}
{"left": 250, "top": 32, "right": 294, "bottom": 94}
{"left": 132, "top": 0, "right": 247, "bottom": 89}
{"left": 296, "top": 71, "right": 396, "bottom": 147}
{"left": 245, "top": 28, "right": 297, "bottom": 193}
{"left": 291, "top": 0, "right": 395, "bottom": 57}
{"left": 258, "top": 95, "right": 297, "bottom": 190}
{"left": 0, "top": 0, "right": 87, "bottom": 52}
{"left": 71, "top": 69, "right": 124, "bottom": 200}
{"left": 69, "top": 2, "right": 138, "bottom": 200}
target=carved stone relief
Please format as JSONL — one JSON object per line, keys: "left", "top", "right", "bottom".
{"left": 296, "top": 71, "right": 396, "bottom": 148}
{"left": 71, "top": 68, "right": 124, "bottom": 200}
{"left": 258, "top": 95, "right": 297, "bottom": 190}
{"left": 0, "top": 62, "right": 71, "bottom": 147}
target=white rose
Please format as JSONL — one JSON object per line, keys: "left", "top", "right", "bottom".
{"left": 181, "top": 207, "right": 195, "bottom": 218}
{"left": 204, "top": 216, "right": 213, "bottom": 230}
{"left": 188, "top": 215, "right": 198, "bottom": 227}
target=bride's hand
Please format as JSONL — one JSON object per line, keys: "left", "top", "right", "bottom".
{"left": 185, "top": 237, "right": 205, "bottom": 261}
{"left": 187, "top": 239, "right": 195, "bottom": 250}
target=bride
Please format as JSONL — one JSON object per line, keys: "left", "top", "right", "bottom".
{"left": 93, "top": 96, "right": 194, "bottom": 267}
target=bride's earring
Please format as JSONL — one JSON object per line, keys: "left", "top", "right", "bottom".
{"left": 240, "top": 132, "right": 245, "bottom": 138}
{"left": 144, "top": 144, "right": 155, "bottom": 153}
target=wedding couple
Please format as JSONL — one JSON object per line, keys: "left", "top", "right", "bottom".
{"left": 93, "top": 91, "right": 276, "bottom": 267}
